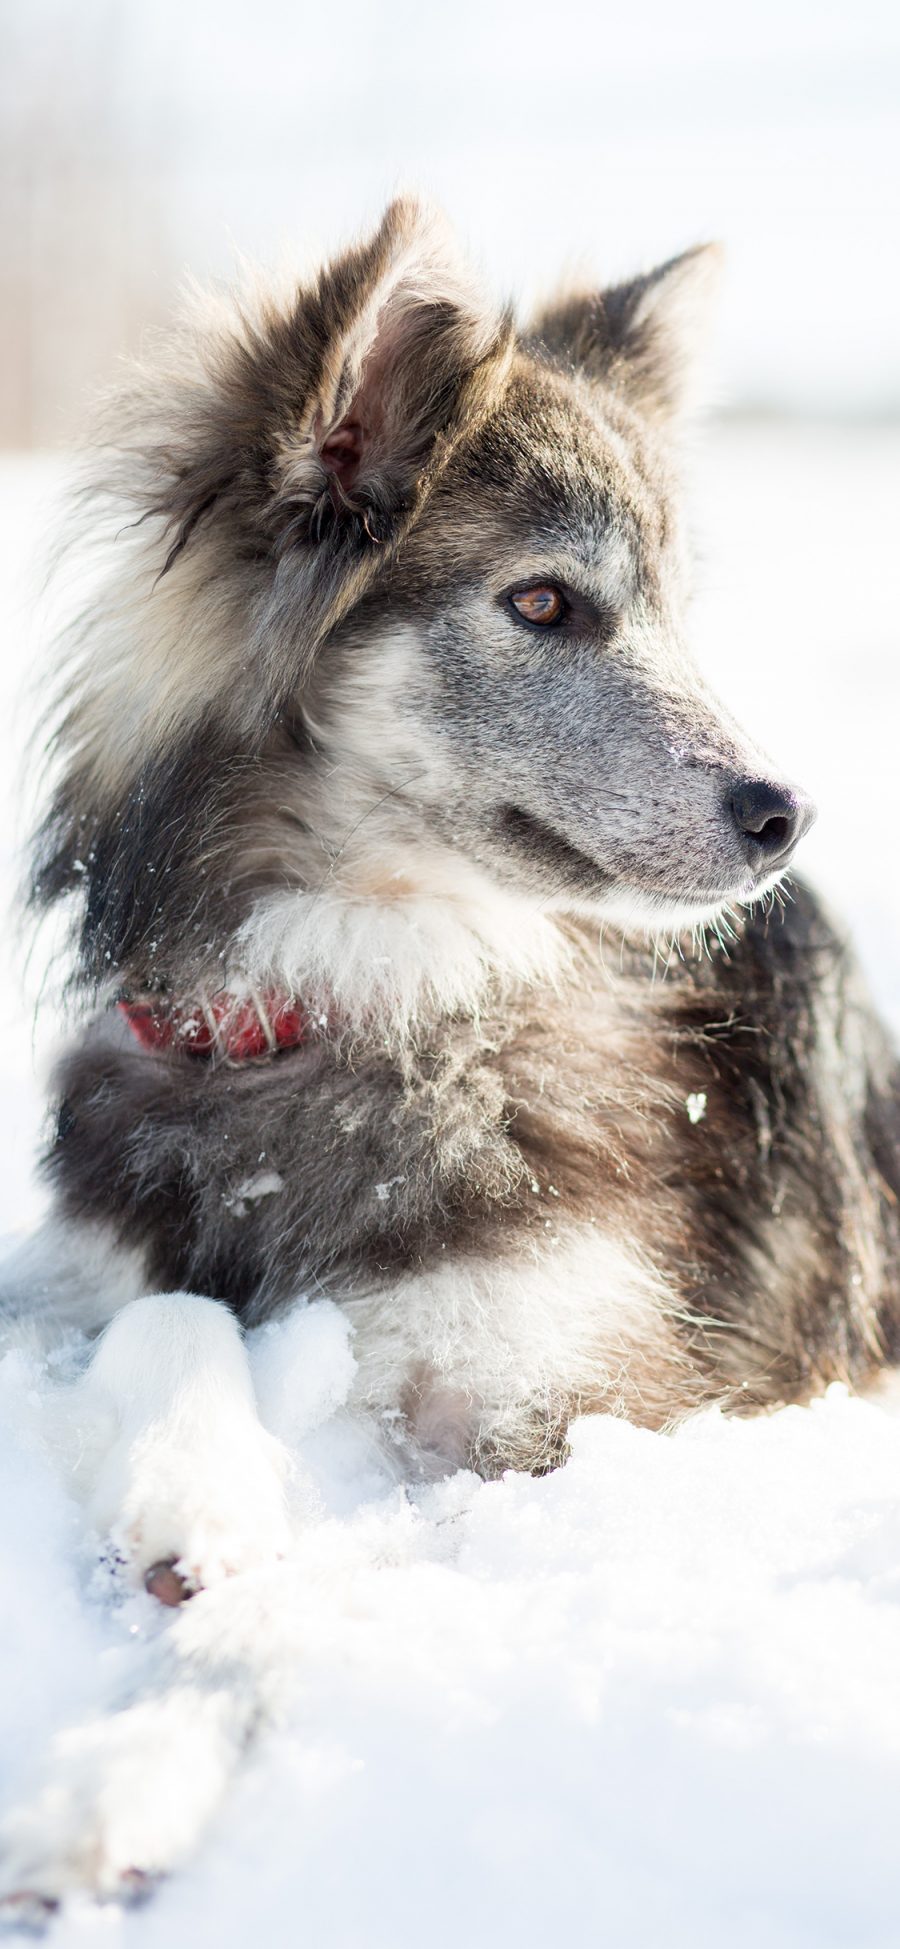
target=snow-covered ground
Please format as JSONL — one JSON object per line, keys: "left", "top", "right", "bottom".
{"left": 0, "top": 426, "right": 899, "bottom": 1944}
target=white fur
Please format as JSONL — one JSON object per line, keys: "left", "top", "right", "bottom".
{"left": 235, "top": 872, "right": 568, "bottom": 1042}
{"left": 0, "top": 1281, "right": 294, "bottom": 1904}
{"left": 0, "top": 1300, "right": 362, "bottom": 1906}
{"left": 69, "top": 1294, "right": 292, "bottom": 1590}
{"left": 23, "top": 1228, "right": 678, "bottom": 1580}
{"left": 0, "top": 1216, "right": 148, "bottom": 1348}
{"left": 346, "top": 1223, "right": 686, "bottom": 1464}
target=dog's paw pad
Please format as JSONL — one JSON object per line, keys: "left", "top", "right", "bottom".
{"left": 116, "top": 1866, "right": 164, "bottom": 1907}
{"left": 143, "top": 1560, "right": 195, "bottom": 1606}
{"left": 0, "top": 1891, "right": 59, "bottom": 1936}
{"left": 105, "top": 1427, "right": 293, "bottom": 1595}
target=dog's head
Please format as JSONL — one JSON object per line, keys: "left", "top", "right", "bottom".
{"left": 36, "top": 198, "right": 814, "bottom": 1010}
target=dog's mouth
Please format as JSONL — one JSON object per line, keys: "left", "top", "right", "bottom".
{"left": 498, "top": 805, "right": 616, "bottom": 894}
{"left": 498, "top": 803, "right": 785, "bottom": 926}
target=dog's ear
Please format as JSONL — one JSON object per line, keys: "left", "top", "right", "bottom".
{"left": 100, "top": 199, "right": 513, "bottom": 738}
{"left": 273, "top": 197, "right": 509, "bottom": 549}
{"left": 529, "top": 245, "right": 722, "bottom": 423}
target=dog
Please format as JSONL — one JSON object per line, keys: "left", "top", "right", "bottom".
{"left": 2, "top": 195, "right": 900, "bottom": 1903}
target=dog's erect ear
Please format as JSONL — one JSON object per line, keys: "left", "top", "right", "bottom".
{"left": 275, "top": 198, "right": 509, "bottom": 547}
{"left": 100, "top": 198, "right": 514, "bottom": 744}
{"left": 529, "top": 245, "right": 722, "bottom": 423}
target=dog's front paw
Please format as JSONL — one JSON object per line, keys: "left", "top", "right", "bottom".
{"left": 75, "top": 1294, "right": 294, "bottom": 1599}
{"left": 93, "top": 1413, "right": 293, "bottom": 1599}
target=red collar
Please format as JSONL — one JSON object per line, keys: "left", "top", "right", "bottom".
{"left": 118, "top": 991, "right": 310, "bottom": 1062}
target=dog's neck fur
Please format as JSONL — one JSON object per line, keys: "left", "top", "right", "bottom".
{"left": 228, "top": 840, "right": 572, "bottom": 1048}
{"left": 209, "top": 649, "right": 576, "bottom": 1046}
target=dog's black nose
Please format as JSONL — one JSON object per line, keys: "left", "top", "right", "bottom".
{"left": 730, "top": 779, "right": 816, "bottom": 871}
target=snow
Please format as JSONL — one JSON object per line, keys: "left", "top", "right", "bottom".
{"left": 0, "top": 426, "right": 899, "bottom": 1942}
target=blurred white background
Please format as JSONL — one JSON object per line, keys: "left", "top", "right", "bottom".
{"left": 2, "top": 0, "right": 899, "bottom": 442}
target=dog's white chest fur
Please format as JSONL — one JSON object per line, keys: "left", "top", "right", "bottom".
{"left": 345, "top": 1226, "right": 676, "bottom": 1468}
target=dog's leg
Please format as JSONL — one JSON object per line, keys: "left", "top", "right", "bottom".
{"left": 0, "top": 1298, "right": 365, "bottom": 1910}
{"left": 0, "top": 1215, "right": 149, "bottom": 1350}
{"left": 0, "top": 1289, "right": 298, "bottom": 1908}
{"left": 0, "top": 1225, "right": 291, "bottom": 1592}
{"left": 0, "top": 1555, "right": 294, "bottom": 1909}
{"left": 73, "top": 1293, "right": 293, "bottom": 1598}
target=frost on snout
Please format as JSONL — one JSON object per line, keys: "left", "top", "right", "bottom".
{"left": 462, "top": 630, "right": 817, "bottom": 928}
{"left": 605, "top": 705, "right": 817, "bottom": 925}
{"left": 640, "top": 671, "right": 817, "bottom": 913}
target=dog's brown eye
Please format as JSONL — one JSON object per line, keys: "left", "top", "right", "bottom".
{"left": 508, "top": 584, "right": 565, "bottom": 627}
